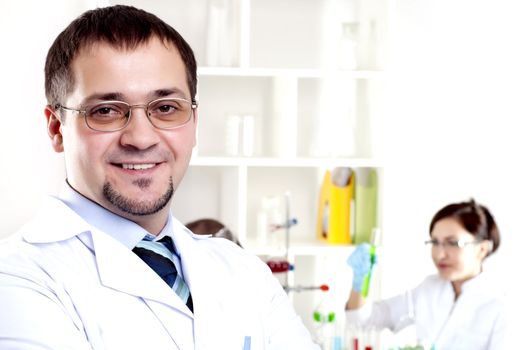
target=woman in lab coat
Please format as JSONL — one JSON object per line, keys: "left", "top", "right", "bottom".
{"left": 345, "top": 199, "right": 506, "bottom": 349}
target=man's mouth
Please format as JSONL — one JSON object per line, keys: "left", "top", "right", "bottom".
{"left": 120, "top": 163, "right": 157, "bottom": 170}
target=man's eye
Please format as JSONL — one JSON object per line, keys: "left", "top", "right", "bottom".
{"left": 89, "top": 106, "right": 123, "bottom": 117}
{"left": 158, "top": 105, "right": 176, "bottom": 113}
{"left": 94, "top": 107, "right": 113, "bottom": 115}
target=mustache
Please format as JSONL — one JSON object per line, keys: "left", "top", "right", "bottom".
{"left": 106, "top": 147, "right": 172, "bottom": 162}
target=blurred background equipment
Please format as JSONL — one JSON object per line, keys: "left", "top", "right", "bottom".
{"left": 185, "top": 218, "right": 242, "bottom": 247}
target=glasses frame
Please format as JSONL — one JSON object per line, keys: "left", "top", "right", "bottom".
{"left": 424, "top": 238, "right": 482, "bottom": 251}
{"left": 56, "top": 97, "right": 198, "bottom": 132}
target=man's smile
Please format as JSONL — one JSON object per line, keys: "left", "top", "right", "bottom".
{"left": 120, "top": 163, "right": 157, "bottom": 170}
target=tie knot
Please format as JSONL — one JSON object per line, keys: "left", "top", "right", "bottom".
{"left": 132, "top": 236, "right": 193, "bottom": 312}
{"left": 135, "top": 236, "right": 175, "bottom": 261}
{"left": 133, "top": 239, "right": 178, "bottom": 286}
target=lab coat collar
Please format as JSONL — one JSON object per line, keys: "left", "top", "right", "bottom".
{"left": 20, "top": 196, "right": 193, "bottom": 318}
{"left": 20, "top": 195, "right": 90, "bottom": 243}
{"left": 460, "top": 271, "right": 485, "bottom": 292}
{"left": 459, "top": 270, "right": 502, "bottom": 300}
{"left": 433, "top": 270, "right": 504, "bottom": 348}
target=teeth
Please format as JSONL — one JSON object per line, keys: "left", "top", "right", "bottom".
{"left": 121, "top": 163, "right": 156, "bottom": 170}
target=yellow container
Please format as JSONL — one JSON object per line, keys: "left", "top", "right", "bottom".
{"left": 317, "top": 169, "right": 354, "bottom": 245}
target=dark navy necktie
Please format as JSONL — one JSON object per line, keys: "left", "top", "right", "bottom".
{"left": 133, "top": 236, "right": 193, "bottom": 312}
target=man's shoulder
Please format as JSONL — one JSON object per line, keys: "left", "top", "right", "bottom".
{"left": 172, "top": 218, "right": 261, "bottom": 266}
{"left": 0, "top": 219, "right": 92, "bottom": 283}
{"left": 196, "top": 235, "right": 262, "bottom": 263}
{"left": 0, "top": 233, "right": 40, "bottom": 260}
{"left": 185, "top": 234, "right": 270, "bottom": 279}
{"left": 0, "top": 234, "right": 56, "bottom": 287}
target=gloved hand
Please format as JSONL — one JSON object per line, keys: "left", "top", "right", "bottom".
{"left": 347, "top": 243, "right": 376, "bottom": 292}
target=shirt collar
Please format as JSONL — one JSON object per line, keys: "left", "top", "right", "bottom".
{"left": 460, "top": 269, "right": 489, "bottom": 292}
{"left": 58, "top": 182, "right": 174, "bottom": 249}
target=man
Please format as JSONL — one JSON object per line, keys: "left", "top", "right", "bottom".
{"left": 0, "top": 5, "right": 318, "bottom": 349}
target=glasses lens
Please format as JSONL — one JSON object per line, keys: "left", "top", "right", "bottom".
{"left": 85, "top": 102, "right": 129, "bottom": 131}
{"left": 445, "top": 240, "right": 462, "bottom": 248}
{"left": 147, "top": 98, "right": 192, "bottom": 129}
{"left": 426, "top": 239, "right": 477, "bottom": 252}
{"left": 425, "top": 239, "right": 438, "bottom": 247}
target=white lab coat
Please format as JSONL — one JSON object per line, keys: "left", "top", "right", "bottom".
{"left": 0, "top": 196, "right": 319, "bottom": 350}
{"left": 346, "top": 273, "right": 507, "bottom": 350}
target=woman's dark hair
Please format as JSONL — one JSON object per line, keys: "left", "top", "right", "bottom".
{"left": 429, "top": 199, "right": 500, "bottom": 257}
{"left": 45, "top": 5, "right": 197, "bottom": 107}
{"left": 185, "top": 218, "right": 242, "bottom": 248}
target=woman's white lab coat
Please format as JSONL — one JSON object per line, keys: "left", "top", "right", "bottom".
{"left": 0, "top": 196, "right": 318, "bottom": 350}
{"left": 346, "top": 273, "right": 507, "bottom": 350}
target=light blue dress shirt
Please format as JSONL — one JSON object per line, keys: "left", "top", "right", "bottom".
{"left": 57, "top": 182, "right": 186, "bottom": 279}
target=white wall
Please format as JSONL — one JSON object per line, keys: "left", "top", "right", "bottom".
{"left": 0, "top": 1, "right": 100, "bottom": 234}
{"left": 381, "top": 0, "right": 527, "bottom": 339}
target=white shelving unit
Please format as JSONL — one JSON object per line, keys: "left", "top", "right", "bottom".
{"left": 116, "top": 0, "right": 390, "bottom": 346}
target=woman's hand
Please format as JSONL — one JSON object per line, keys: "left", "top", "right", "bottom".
{"left": 347, "top": 243, "right": 376, "bottom": 292}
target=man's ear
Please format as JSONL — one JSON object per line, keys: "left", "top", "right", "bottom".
{"left": 44, "top": 105, "right": 64, "bottom": 153}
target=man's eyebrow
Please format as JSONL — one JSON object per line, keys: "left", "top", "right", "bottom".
{"left": 80, "top": 88, "right": 190, "bottom": 105}
{"left": 151, "top": 88, "right": 188, "bottom": 99}
{"left": 81, "top": 92, "right": 126, "bottom": 104}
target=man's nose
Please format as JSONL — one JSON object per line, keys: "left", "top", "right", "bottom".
{"left": 119, "top": 107, "right": 160, "bottom": 150}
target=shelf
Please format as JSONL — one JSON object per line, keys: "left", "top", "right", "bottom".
{"left": 198, "top": 66, "right": 385, "bottom": 79}
{"left": 111, "top": 0, "right": 388, "bottom": 345}
{"left": 190, "top": 156, "right": 382, "bottom": 168}
{"left": 244, "top": 237, "right": 355, "bottom": 256}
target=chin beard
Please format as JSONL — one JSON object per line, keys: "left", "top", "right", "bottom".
{"left": 102, "top": 177, "right": 174, "bottom": 216}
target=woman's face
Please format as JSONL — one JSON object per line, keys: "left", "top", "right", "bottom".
{"left": 430, "top": 218, "right": 489, "bottom": 283}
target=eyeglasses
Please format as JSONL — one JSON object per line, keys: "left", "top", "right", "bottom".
{"left": 424, "top": 238, "right": 482, "bottom": 251}
{"left": 56, "top": 97, "right": 197, "bottom": 132}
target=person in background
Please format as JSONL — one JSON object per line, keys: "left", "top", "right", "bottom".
{"left": 0, "top": 5, "right": 318, "bottom": 349}
{"left": 186, "top": 218, "right": 242, "bottom": 247}
{"left": 346, "top": 199, "right": 506, "bottom": 349}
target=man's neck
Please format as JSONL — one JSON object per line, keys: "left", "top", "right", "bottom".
{"left": 59, "top": 182, "right": 172, "bottom": 246}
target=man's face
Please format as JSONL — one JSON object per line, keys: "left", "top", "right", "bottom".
{"left": 46, "top": 38, "right": 197, "bottom": 233}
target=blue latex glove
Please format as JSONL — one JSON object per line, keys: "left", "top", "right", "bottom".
{"left": 347, "top": 243, "right": 376, "bottom": 292}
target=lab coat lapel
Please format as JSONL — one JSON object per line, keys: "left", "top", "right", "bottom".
{"left": 88, "top": 228, "right": 193, "bottom": 317}
{"left": 20, "top": 196, "right": 89, "bottom": 243}
{"left": 90, "top": 230, "right": 198, "bottom": 348}
{"left": 172, "top": 225, "right": 241, "bottom": 348}
{"left": 435, "top": 274, "right": 497, "bottom": 346}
